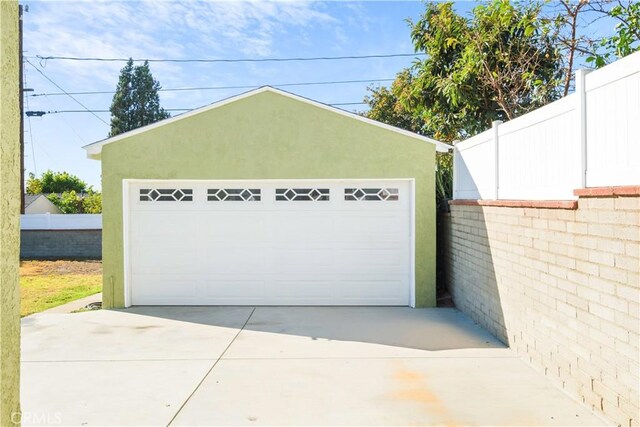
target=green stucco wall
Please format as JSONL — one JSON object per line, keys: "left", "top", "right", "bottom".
{"left": 100, "top": 90, "right": 437, "bottom": 308}
{"left": 0, "top": 1, "right": 21, "bottom": 424}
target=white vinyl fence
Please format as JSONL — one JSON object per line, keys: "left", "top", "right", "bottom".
{"left": 453, "top": 51, "right": 640, "bottom": 200}
{"left": 20, "top": 213, "right": 102, "bottom": 230}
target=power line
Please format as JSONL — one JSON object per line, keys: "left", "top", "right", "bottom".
{"left": 23, "top": 107, "right": 56, "bottom": 167}
{"left": 29, "top": 78, "right": 395, "bottom": 97}
{"left": 35, "top": 102, "right": 367, "bottom": 115}
{"left": 25, "top": 59, "right": 109, "bottom": 126}
{"left": 33, "top": 52, "right": 425, "bottom": 64}
{"left": 42, "top": 94, "right": 87, "bottom": 145}
{"left": 43, "top": 109, "right": 186, "bottom": 114}
{"left": 24, "top": 67, "right": 37, "bottom": 175}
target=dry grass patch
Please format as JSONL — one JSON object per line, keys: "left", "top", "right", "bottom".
{"left": 20, "top": 260, "right": 102, "bottom": 317}
{"left": 20, "top": 260, "right": 102, "bottom": 276}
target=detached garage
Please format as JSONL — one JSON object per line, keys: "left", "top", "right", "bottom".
{"left": 84, "top": 87, "right": 449, "bottom": 308}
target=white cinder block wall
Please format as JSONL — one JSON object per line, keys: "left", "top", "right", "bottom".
{"left": 443, "top": 195, "right": 639, "bottom": 427}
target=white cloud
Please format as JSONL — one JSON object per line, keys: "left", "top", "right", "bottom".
{"left": 20, "top": 1, "right": 423, "bottom": 189}
{"left": 25, "top": 0, "right": 339, "bottom": 93}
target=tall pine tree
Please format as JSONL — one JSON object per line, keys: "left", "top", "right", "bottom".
{"left": 108, "top": 59, "right": 170, "bottom": 137}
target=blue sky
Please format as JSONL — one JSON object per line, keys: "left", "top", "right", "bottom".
{"left": 22, "top": 1, "right": 608, "bottom": 190}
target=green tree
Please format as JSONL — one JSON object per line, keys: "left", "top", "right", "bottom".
{"left": 465, "top": 1, "right": 562, "bottom": 120}
{"left": 81, "top": 192, "right": 102, "bottom": 214}
{"left": 109, "top": 59, "right": 170, "bottom": 137}
{"left": 27, "top": 170, "right": 102, "bottom": 214}
{"left": 587, "top": 1, "right": 640, "bottom": 67}
{"left": 26, "top": 170, "right": 88, "bottom": 194}
{"left": 364, "top": 1, "right": 562, "bottom": 205}
{"left": 403, "top": 1, "right": 561, "bottom": 138}
{"left": 363, "top": 72, "right": 453, "bottom": 210}
{"left": 550, "top": 0, "right": 592, "bottom": 96}
{"left": 409, "top": 3, "right": 482, "bottom": 140}
{"left": 26, "top": 172, "right": 43, "bottom": 194}
{"left": 47, "top": 191, "right": 83, "bottom": 214}
{"left": 546, "top": 1, "right": 640, "bottom": 92}
{"left": 46, "top": 191, "right": 102, "bottom": 214}
{"left": 364, "top": 71, "right": 423, "bottom": 134}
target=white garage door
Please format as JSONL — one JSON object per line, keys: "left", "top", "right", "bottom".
{"left": 125, "top": 180, "right": 413, "bottom": 306}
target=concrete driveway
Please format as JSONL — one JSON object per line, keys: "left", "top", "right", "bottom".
{"left": 21, "top": 307, "right": 607, "bottom": 426}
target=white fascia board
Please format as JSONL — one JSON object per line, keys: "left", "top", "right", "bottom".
{"left": 83, "top": 86, "right": 451, "bottom": 159}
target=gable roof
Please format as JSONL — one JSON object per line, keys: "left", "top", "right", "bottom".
{"left": 24, "top": 194, "right": 61, "bottom": 213}
{"left": 24, "top": 194, "right": 42, "bottom": 208}
{"left": 83, "top": 86, "right": 451, "bottom": 159}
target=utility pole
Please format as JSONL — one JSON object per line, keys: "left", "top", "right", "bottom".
{"left": 18, "top": 4, "right": 25, "bottom": 213}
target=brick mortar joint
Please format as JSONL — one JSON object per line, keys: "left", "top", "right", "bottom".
{"left": 444, "top": 232, "right": 638, "bottom": 425}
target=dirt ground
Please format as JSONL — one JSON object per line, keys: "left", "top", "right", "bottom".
{"left": 20, "top": 260, "right": 102, "bottom": 276}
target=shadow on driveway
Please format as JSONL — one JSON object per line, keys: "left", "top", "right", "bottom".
{"left": 118, "top": 306, "right": 503, "bottom": 352}
{"left": 20, "top": 306, "right": 606, "bottom": 426}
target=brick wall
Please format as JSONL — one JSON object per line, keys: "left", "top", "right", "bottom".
{"left": 442, "top": 195, "right": 639, "bottom": 427}
{"left": 20, "top": 229, "right": 102, "bottom": 260}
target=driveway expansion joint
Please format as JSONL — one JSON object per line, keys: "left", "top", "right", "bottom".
{"left": 166, "top": 306, "right": 257, "bottom": 426}
{"left": 21, "top": 306, "right": 606, "bottom": 426}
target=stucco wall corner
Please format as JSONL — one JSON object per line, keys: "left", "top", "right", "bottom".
{"left": 0, "top": 1, "right": 22, "bottom": 424}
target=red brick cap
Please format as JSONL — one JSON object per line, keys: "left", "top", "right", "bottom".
{"left": 573, "top": 186, "right": 640, "bottom": 198}
{"left": 448, "top": 199, "right": 578, "bottom": 210}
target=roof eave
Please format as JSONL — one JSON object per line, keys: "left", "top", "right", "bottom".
{"left": 85, "top": 147, "right": 102, "bottom": 160}
{"left": 83, "top": 86, "right": 451, "bottom": 157}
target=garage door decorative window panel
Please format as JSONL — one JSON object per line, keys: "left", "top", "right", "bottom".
{"left": 345, "top": 188, "right": 398, "bottom": 201}
{"left": 140, "top": 188, "right": 193, "bottom": 202}
{"left": 275, "top": 188, "right": 330, "bottom": 201}
{"left": 208, "top": 189, "right": 261, "bottom": 201}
